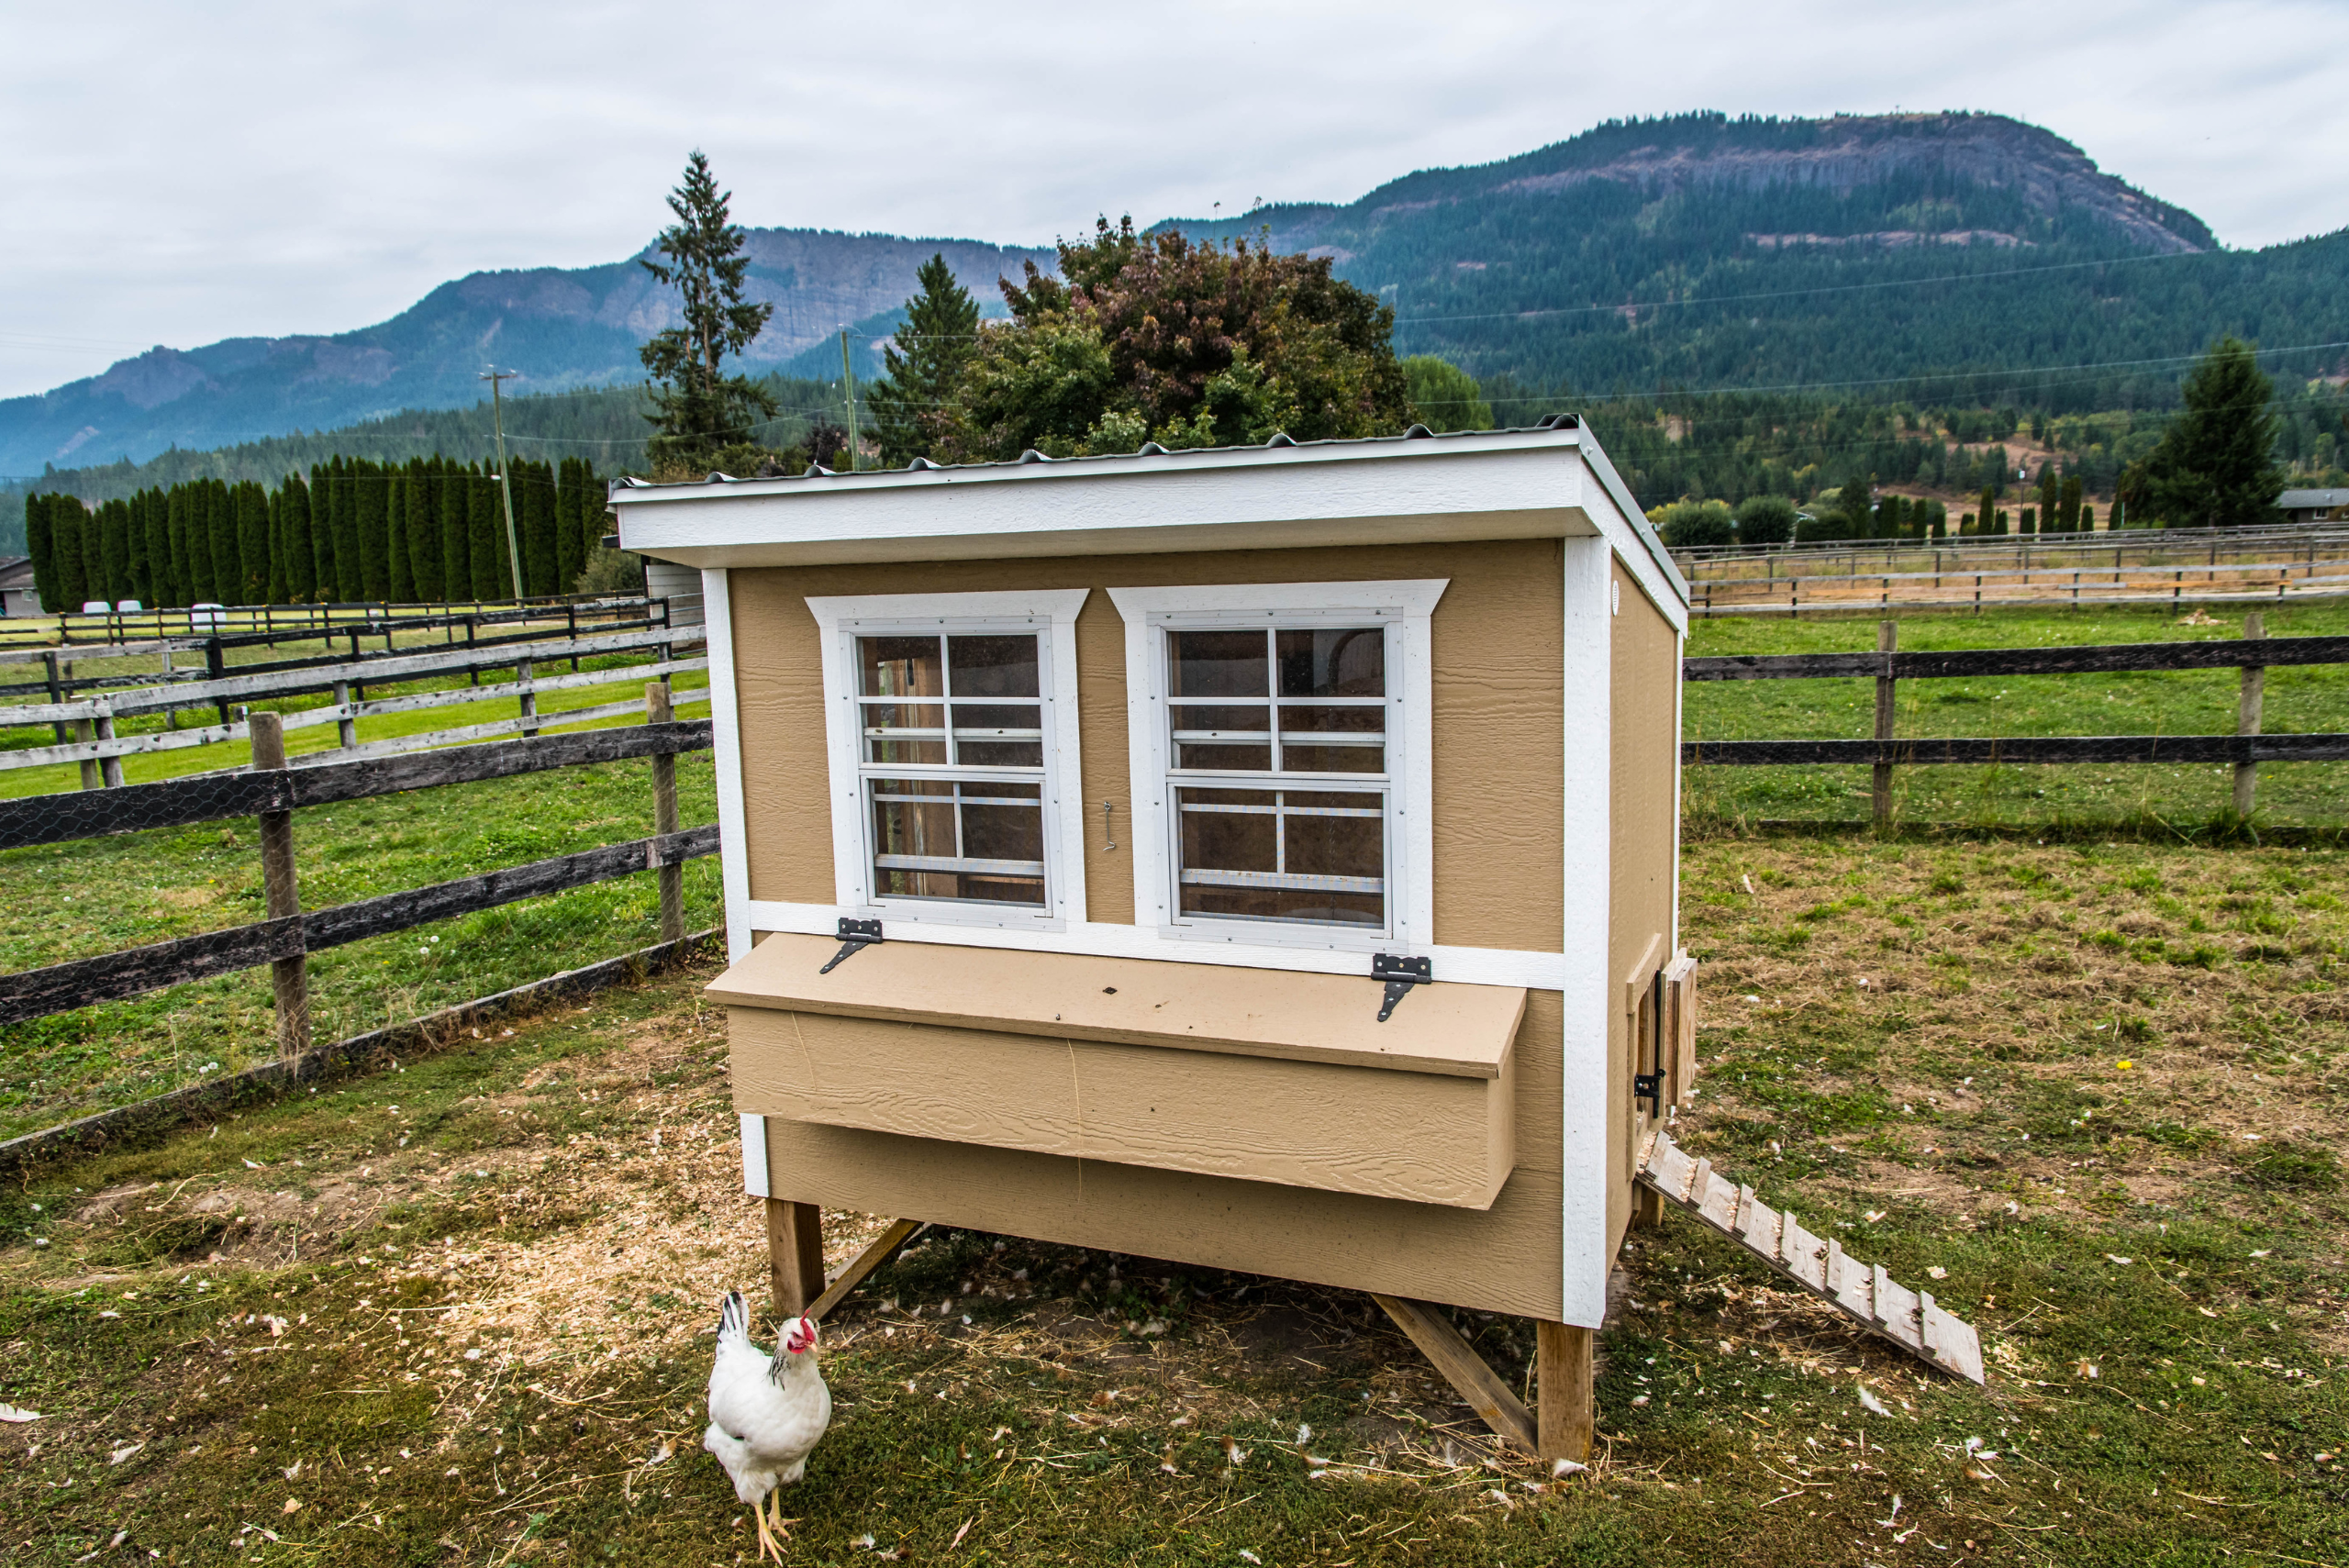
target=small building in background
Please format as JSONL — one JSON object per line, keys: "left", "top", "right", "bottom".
{"left": 0, "top": 556, "right": 38, "bottom": 618}
{"left": 2276, "top": 488, "right": 2349, "bottom": 525}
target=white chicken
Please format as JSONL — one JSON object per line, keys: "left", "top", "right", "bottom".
{"left": 705, "top": 1291, "right": 832, "bottom": 1562}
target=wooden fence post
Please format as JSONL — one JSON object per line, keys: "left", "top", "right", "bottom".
{"left": 648, "top": 683, "right": 684, "bottom": 943}
{"left": 95, "top": 714, "right": 123, "bottom": 788}
{"left": 1872, "top": 619, "right": 1898, "bottom": 827}
{"left": 332, "top": 680, "right": 357, "bottom": 751}
{"left": 73, "top": 717, "right": 100, "bottom": 792}
{"left": 249, "top": 711, "right": 310, "bottom": 1058}
{"left": 41, "top": 651, "right": 66, "bottom": 744}
{"left": 518, "top": 658, "right": 539, "bottom": 740}
{"left": 2235, "top": 611, "right": 2266, "bottom": 817}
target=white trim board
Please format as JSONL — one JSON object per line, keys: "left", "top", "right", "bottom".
{"left": 1555, "top": 534, "right": 1615, "bottom": 1328}
{"left": 701, "top": 566, "right": 753, "bottom": 964}
{"left": 804, "top": 588, "right": 1091, "bottom": 931}
{"left": 739, "top": 900, "right": 1567, "bottom": 992}
{"left": 1104, "top": 579, "right": 1444, "bottom": 956}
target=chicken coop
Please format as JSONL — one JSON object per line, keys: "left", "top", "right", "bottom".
{"left": 611, "top": 418, "right": 1695, "bottom": 1459}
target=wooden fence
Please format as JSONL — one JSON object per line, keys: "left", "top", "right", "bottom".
{"left": 0, "top": 701, "right": 715, "bottom": 1050}
{"left": 0, "top": 620, "right": 706, "bottom": 784}
{"left": 0, "top": 592, "right": 663, "bottom": 650}
{"left": 1681, "top": 618, "right": 2349, "bottom": 821}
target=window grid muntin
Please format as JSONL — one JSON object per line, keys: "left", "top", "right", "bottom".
{"left": 1162, "top": 620, "right": 1399, "bottom": 932}
{"left": 853, "top": 628, "right": 1052, "bottom": 913}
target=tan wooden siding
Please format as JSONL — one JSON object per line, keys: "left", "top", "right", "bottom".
{"left": 1605, "top": 560, "right": 1683, "bottom": 1257}
{"left": 725, "top": 539, "right": 1564, "bottom": 951}
{"left": 758, "top": 987, "right": 1566, "bottom": 1317}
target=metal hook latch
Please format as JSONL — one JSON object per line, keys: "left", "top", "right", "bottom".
{"left": 820, "top": 917, "right": 883, "bottom": 973}
{"left": 1371, "top": 952, "right": 1431, "bottom": 1022}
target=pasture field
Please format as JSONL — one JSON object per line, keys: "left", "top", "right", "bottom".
{"left": 3, "top": 831, "right": 2341, "bottom": 1566}
{"left": 1683, "top": 602, "right": 2349, "bottom": 828}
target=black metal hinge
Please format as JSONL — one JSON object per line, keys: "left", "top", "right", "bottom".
{"left": 819, "top": 917, "right": 883, "bottom": 973}
{"left": 1633, "top": 1071, "right": 1665, "bottom": 1116}
{"left": 1372, "top": 952, "right": 1431, "bottom": 1022}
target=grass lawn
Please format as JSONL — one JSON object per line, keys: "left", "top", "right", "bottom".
{"left": 3, "top": 831, "right": 2341, "bottom": 1565}
{"left": 1684, "top": 602, "right": 2349, "bottom": 828}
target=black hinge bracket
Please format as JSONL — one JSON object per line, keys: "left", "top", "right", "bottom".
{"left": 1633, "top": 1071, "right": 1665, "bottom": 1115}
{"left": 1372, "top": 952, "right": 1432, "bottom": 1022}
{"left": 819, "top": 917, "right": 884, "bottom": 973}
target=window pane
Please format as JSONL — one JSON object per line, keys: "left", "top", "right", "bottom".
{"left": 1169, "top": 629, "right": 1269, "bottom": 697}
{"left": 861, "top": 636, "right": 943, "bottom": 697}
{"left": 1281, "top": 742, "right": 1384, "bottom": 774}
{"left": 1277, "top": 628, "right": 1384, "bottom": 697}
{"left": 948, "top": 634, "right": 1040, "bottom": 698}
{"left": 869, "top": 778, "right": 1043, "bottom": 907}
{"left": 1179, "top": 787, "right": 1276, "bottom": 874}
{"left": 1175, "top": 741, "right": 1272, "bottom": 772}
{"left": 1285, "top": 800, "right": 1383, "bottom": 878}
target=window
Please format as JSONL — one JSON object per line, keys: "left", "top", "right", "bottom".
{"left": 1108, "top": 580, "right": 1446, "bottom": 949}
{"left": 807, "top": 590, "right": 1089, "bottom": 928}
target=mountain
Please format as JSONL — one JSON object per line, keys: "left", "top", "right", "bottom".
{"left": 6, "top": 111, "right": 2346, "bottom": 479}
{"left": 1163, "top": 112, "right": 2345, "bottom": 414}
{"left": 0, "top": 232, "right": 1051, "bottom": 479}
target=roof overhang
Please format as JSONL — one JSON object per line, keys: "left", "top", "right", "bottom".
{"left": 610, "top": 424, "right": 1688, "bottom": 617}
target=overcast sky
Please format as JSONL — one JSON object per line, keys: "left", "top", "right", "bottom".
{"left": 3, "top": 0, "right": 2344, "bottom": 400}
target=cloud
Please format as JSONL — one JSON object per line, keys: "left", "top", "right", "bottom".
{"left": 0, "top": 0, "right": 2343, "bottom": 396}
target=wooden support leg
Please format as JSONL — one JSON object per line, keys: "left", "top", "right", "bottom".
{"left": 764, "top": 1199, "right": 825, "bottom": 1319}
{"left": 1538, "top": 1321, "right": 1595, "bottom": 1465}
{"left": 1631, "top": 1184, "right": 1667, "bottom": 1229}
{"left": 1372, "top": 1295, "right": 1537, "bottom": 1453}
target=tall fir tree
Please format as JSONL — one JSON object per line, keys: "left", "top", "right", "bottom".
{"left": 868, "top": 253, "right": 981, "bottom": 466}
{"left": 131, "top": 489, "right": 160, "bottom": 605}
{"left": 440, "top": 460, "right": 471, "bottom": 604}
{"left": 2123, "top": 336, "right": 2286, "bottom": 528}
{"left": 266, "top": 487, "right": 289, "bottom": 604}
{"left": 638, "top": 150, "right": 776, "bottom": 471}
{"left": 354, "top": 461, "right": 388, "bottom": 599}
{"left": 2035, "top": 463, "right": 2058, "bottom": 536}
{"left": 523, "top": 460, "right": 558, "bottom": 595}
{"left": 406, "top": 459, "right": 440, "bottom": 602}
{"left": 386, "top": 471, "right": 415, "bottom": 602}
{"left": 165, "top": 484, "right": 195, "bottom": 606}
{"left": 236, "top": 481, "right": 270, "bottom": 602}
{"left": 53, "top": 498, "right": 91, "bottom": 608}
{"left": 468, "top": 468, "right": 500, "bottom": 600}
{"left": 25, "top": 495, "right": 59, "bottom": 611}
{"left": 209, "top": 479, "right": 240, "bottom": 602}
{"left": 283, "top": 473, "right": 316, "bottom": 602}
{"left": 2060, "top": 473, "right": 2084, "bottom": 532}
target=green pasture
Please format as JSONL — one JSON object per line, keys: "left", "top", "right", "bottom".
{"left": 1684, "top": 601, "right": 2349, "bottom": 828}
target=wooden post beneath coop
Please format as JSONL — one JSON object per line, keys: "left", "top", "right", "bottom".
{"left": 765, "top": 1200, "right": 825, "bottom": 1319}
{"left": 647, "top": 683, "right": 684, "bottom": 942}
{"left": 2234, "top": 611, "right": 2265, "bottom": 817}
{"left": 1538, "top": 1321, "right": 1595, "bottom": 1464}
{"left": 250, "top": 711, "right": 310, "bottom": 1058}
{"left": 1872, "top": 619, "right": 1898, "bottom": 826}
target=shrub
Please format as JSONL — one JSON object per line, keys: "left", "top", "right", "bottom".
{"left": 1735, "top": 494, "right": 1798, "bottom": 545}
{"left": 1655, "top": 498, "right": 1734, "bottom": 547}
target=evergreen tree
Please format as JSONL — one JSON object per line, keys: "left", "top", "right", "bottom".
{"left": 98, "top": 499, "right": 132, "bottom": 603}
{"left": 164, "top": 484, "right": 194, "bottom": 606}
{"left": 440, "top": 460, "right": 472, "bottom": 604}
{"left": 553, "top": 459, "right": 584, "bottom": 590}
{"left": 2060, "top": 473, "right": 2084, "bottom": 532}
{"left": 131, "top": 489, "right": 160, "bottom": 605}
{"left": 201, "top": 480, "right": 232, "bottom": 601}
{"left": 54, "top": 498, "right": 91, "bottom": 608}
{"left": 407, "top": 460, "right": 440, "bottom": 602}
{"left": 520, "top": 460, "right": 556, "bottom": 595}
{"left": 354, "top": 461, "right": 388, "bottom": 599}
{"left": 283, "top": 473, "right": 317, "bottom": 602}
{"left": 25, "top": 495, "right": 59, "bottom": 611}
{"left": 386, "top": 470, "right": 416, "bottom": 602}
{"left": 1400, "top": 355, "right": 1494, "bottom": 434}
{"left": 639, "top": 150, "right": 777, "bottom": 473}
{"left": 2036, "top": 463, "right": 2059, "bottom": 535}
{"left": 868, "top": 253, "right": 982, "bottom": 465}
{"left": 468, "top": 468, "right": 500, "bottom": 600}
{"left": 2123, "top": 336, "right": 2286, "bottom": 528}
{"left": 236, "top": 481, "right": 270, "bottom": 602}
{"left": 266, "top": 487, "right": 289, "bottom": 604}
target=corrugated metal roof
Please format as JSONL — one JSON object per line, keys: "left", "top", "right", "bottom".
{"left": 2276, "top": 488, "right": 2349, "bottom": 507}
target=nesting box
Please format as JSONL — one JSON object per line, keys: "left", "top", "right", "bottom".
{"left": 615, "top": 420, "right": 1690, "bottom": 1441}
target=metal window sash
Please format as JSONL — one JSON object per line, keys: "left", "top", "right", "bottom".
{"left": 1177, "top": 867, "right": 1385, "bottom": 893}
{"left": 874, "top": 852, "right": 1047, "bottom": 877}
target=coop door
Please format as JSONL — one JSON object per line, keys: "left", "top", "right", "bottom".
{"left": 1663, "top": 951, "right": 1698, "bottom": 1107}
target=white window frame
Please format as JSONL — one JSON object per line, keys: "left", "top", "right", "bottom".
{"left": 1106, "top": 579, "right": 1446, "bottom": 954}
{"left": 807, "top": 588, "right": 1091, "bottom": 930}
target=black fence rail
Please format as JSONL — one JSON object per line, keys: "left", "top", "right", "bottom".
{"left": 1679, "top": 619, "right": 2348, "bottom": 822}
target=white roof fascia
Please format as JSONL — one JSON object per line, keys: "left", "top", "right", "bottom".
{"left": 613, "top": 428, "right": 1688, "bottom": 606}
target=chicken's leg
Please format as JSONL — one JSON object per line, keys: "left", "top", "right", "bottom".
{"left": 752, "top": 1494, "right": 782, "bottom": 1564}
{"left": 766, "top": 1488, "right": 794, "bottom": 1551}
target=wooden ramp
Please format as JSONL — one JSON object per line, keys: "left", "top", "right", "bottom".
{"left": 1636, "top": 1130, "right": 1985, "bottom": 1385}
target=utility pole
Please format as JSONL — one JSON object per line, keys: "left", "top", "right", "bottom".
{"left": 481, "top": 368, "right": 526, "bottom": 602}
{"left": 840, "top": 328, "right": 861, "bottom": 473}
